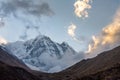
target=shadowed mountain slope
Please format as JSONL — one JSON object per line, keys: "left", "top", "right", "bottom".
{"left": 0, "top": 45, "right": 120, "bottom": 80}
{"left": 50, "top": 46, "right": 120, "bottom": 80}
{"left": 0, "top": 46, "right": 49, "bottom": 80}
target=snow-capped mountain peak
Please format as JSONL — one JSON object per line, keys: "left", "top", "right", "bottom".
{"left": 5, "top": 35, "right": 84, "bottom": 72}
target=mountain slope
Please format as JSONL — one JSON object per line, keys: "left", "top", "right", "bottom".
{"left": 0, "top": 45, "right": 29, "bottom": 70}
{"left": 0, "top": 61, "right": 40, "bottom": 80}
{"left": 0, "top": 45, "right": 51, "bottom": 80}
{"left": 0, "top": 45, "right": 42, "bottom": 80}
{"left": 5, "top": 35, "right": 84, "bottom": 72}
{"left": 50, "top": 46, "right": 120, "bottom": 80}
{"left": 79, "top": 63, "right": 120, "bottom": 80}
{"left": 0, "top": 43, "right": 120, "bottom": 80}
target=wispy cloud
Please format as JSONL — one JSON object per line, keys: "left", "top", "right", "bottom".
{"left": 74, "top": 0, "right": 92, "bottom": 18}
{"left": 0, "top": 36, "right": 7, "bottom": 45}
{"left": 86, "top": 8, "right": 120, "bottom": 58}
{"left": 0, "top": 0, "right": 54, "bottom": 18}
{"left": 0, "top": 17, "right": 4, "bottom": 27}
{"left": 0, "top": 0, "right": 54, "bottom": 40}
{"left": 68, "top": 23, "right": 76, "bottom": 38}
{"left": 68, "top": 23, "right": 84, "bottom": 43}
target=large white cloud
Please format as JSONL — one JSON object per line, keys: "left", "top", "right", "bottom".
{"left": 86, "top": 8, "right": 120, "bottom": 58}
{"left": 74, "top": 0, "right": 92, "bottom": 18}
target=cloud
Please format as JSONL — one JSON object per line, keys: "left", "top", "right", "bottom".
{"left": 68, "top": 24, "right": 76, "bottom": 38}
{"left": 0, "top": 36, "right": 7, "bottom": 45}
{"left": 67, "top": 23, "right": 86, "bottom": 43}
{"left": 19, "top": 30, "right": 28, "bottom": 40}
{"left": 70, "top": 0, "right": 93, "bottom": 43}
{"left": 0, "top": 17, "right": 5, "bottom": 27}
{"left": 67, "top": 23, "right": 79, "bottom": 41}
{"left": 0, "top": 0, "right": 54, "bottom": 18}
{"left": 0, "top": 0, "right": 54, "bottom": 40}
{"left": 86, "top": 8, "right": 120, "bottom": 58}
{"left": 74, "top": 0, "right": 92, "bottom": 18}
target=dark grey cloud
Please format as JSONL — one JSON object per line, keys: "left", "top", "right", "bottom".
{"left": 0, "top": 0, "right": 54, "bottom": 17}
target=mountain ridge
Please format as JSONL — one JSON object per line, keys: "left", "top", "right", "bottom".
{"left": 0, "top": 43, "right": 120, "bottom": 80}
{"left": 49, "top": 46, "right": 120, "bottom": 80}
{"left": 5, "top": 35, "right": 84, "bottom": 72}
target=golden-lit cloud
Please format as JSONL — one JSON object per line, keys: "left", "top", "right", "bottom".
{"left": 67, "top": 24, "right": 85, "bottom": 43}
{"left": 74, "top": 0, "right": 92, "bottom": 18}
{"left": 68, "top": 24, "right": 76, "bottom": 38}
{"left": 86, "top": 8, "right": 120, "bottom": 57}
{"left": 69, "top": 0, "right": 93, "bottom": 43}
{"left": 0, "top": 36, "right": 7, "bottom": 45}
{"left": 68, "top": 24, "right": 83, "bottom": 42}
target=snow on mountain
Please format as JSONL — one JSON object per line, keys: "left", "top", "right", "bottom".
{"left": 5, "top": 35, "right": 84, "bottom": 73}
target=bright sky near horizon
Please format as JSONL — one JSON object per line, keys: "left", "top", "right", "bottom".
{"left": 0, "top": 0, "right": 120, "bottom": 52}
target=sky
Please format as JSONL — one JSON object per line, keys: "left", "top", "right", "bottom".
{"left": 0, "top": 0, "right": 120, "bottom": 53}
